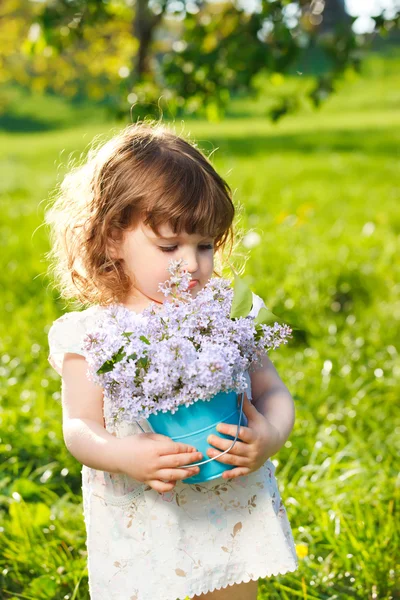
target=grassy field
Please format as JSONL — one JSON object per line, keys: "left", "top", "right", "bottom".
{"left": 0, "top": 51, "right": 399, "bottom": 599}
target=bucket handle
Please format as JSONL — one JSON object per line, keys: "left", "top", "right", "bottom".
{"left": 177, "top": 391, "right": 245, "bottom": 469}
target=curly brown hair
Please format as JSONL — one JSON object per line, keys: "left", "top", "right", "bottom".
{"left": 45, "top": 119, "right": 243, "bottom": 308}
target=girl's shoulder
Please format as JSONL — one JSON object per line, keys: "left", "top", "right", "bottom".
{"left": 47, "top": 305, "right": 105, "bottom": 376}
{"left": 249, "top": 292, "right": 267, "bottom": 318}
{"left": 48, "top": 304, "right": 104, "bottom": 338}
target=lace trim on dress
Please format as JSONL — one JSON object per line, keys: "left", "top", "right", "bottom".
{"left": 185, "top": 564, "right": 299, "bottom": 599}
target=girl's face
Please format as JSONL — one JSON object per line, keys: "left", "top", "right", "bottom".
{"left": 114, "top": 221, "right": 215, "bottom": 310}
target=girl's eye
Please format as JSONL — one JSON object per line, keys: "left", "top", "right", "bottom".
{"left": 159, "top": 246, "right": 178, "bottom": 253}
{"left": 159, "top": 244, "right": 214, "bottom": 253}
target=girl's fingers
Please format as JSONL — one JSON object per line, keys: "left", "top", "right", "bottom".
{"left": 222, "top": 467, "right": 250, "bottom": 479}
{"left": 156, "top": 439, "right": 199, "bottom": 456}
{"left": 206, "top": 448, "right": 250, "bottom": 467}
{"left": 146, "top": 432, "right": 196, "bottom": 452}
{"left": 157, "top": 451, "right": 203, "bottom": 469}
{"left": 206, "top": 434, "right": 250, "bottom": 456}
{"left": 156, "top": 467, "right": 200, "bottom": 481}
{"left": 214, "top": 423, "right": 254, "bottom": 444}
{"left": 147, "top": 479, "right": 176, "bottom": 493}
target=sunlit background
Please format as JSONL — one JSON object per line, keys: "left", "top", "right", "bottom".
{"left": 0, "top": 1, "right": 399, "bottom": 598}
{"left": 239, "top": 0, "right": 399, "bottom": 31}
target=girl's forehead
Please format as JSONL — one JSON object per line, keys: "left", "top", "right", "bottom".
{"left": 154, "top": 222, "right": 178, "bottom": 237}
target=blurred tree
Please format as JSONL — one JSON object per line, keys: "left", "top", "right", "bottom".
{"left": 315, "top": 0, "right": 350, "bottom": 32}
{"left": 1, "top": 0, "right": 399, "bottom": 121}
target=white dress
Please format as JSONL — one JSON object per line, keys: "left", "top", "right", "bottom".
{"left": 48, "top": 293, "right": 299, "bottom": 600}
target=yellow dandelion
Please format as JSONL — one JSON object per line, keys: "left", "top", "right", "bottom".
{"left": 295, "top": 543, "right": 309, "bottom": 559}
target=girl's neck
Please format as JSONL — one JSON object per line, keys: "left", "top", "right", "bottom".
{"left": 120, "top": 302, "right": 151, "bottom": 313}
{"left": 120, "top": 295, "right": 163, "bottom": 314}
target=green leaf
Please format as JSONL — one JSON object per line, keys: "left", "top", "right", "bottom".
{"left": 254, "top": 323, "right": 264, "bottom": 342}
{"left": 254, "top": 306, "right": 285, "bottom": 326}
{"left": 139, "top": 335, "right": 150, "bottom": 345}
{"left": 96, "top": 346, "right": 126, "bottom": 374}
{"left": 255, "top": 306, "right": 303, "bottom": 332}
{"left": 137, "top": 356, "right": 149, "bottom": 368}
{"left": 114, "top": 347, "right": 127, "bottom": 362}
{"left": 122, "top": 331, "right": 134, "bottom": 338}
{"left": 230, "top": 270, "right": 253, "bottom": 318}
{"left": 97, "top": 360, "right": 115, "bottom": 375}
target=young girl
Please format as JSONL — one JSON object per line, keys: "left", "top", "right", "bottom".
{"left": 46, "top": 121, "right": 299, "bottom": 600}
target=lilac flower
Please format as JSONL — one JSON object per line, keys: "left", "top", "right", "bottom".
{"left": 157, "top": 258, "right": 192, "bottom": 301}
{"left": 81, "top": 259, "right": 292, "bottom": 424}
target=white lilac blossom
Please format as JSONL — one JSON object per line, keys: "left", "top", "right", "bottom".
{"left": 82, "top": 259, "right": 292, "bottom": 424}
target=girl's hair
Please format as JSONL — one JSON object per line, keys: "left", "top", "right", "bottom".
{"left": 45, "top": 119, "right": 241, "bottom": 308}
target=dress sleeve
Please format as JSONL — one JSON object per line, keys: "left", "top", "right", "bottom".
{"left": 246, "top": 291, "right": 272, "bottom": 384}
{"left": 47, "top": 307, "right": 102, "bottom": 376}
{"left": 249, "top": 292, "right": 267, "bottom": 318}
{"left": 242, "top": 293, "right": 268, "bottom": 400}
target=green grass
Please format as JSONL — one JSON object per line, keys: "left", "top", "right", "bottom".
{"left": 0, "top": 51, "right": 399, "bottom": 599}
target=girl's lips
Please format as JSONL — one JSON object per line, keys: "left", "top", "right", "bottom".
{"left": 188, "top": 280, "right": 199, "bottom": 289}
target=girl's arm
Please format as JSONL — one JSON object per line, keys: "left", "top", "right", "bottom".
{"left": 249, "top": 352, "right": 296, "bottom": 454}
{"left": 61, "top": 353, "right": 123, "bottom": 473}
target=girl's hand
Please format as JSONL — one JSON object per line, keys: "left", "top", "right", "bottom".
{"left": 206, "top": 393, "right": 282, "bottom": 479}
{"left": 115, "top": 433, "right": 203, "bottom": 493}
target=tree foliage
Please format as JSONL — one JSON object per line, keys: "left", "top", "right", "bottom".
{"left": 1, "top": 0, "right": 399, "bottom": 121}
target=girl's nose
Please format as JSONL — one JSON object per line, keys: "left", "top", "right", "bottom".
{"left": 180, "top": 250, "right": 199, "bottom": 274}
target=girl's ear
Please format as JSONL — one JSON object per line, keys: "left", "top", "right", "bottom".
{"left": 107, "top": 228, "right": 123, "bottom": 260}
{"left": 108, "top": 243, "right": 120, "bottom": 260}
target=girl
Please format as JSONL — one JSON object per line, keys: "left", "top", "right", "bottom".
{"left": 46, "top": 120, "right": 299, "bottom": 600}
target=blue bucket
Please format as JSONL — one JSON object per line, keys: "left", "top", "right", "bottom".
{"left": 146, "top": 390, "right": 247, "bottom": 483}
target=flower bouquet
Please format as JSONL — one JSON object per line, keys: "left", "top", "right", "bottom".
{"left": 82, "top": 260, "right": 293, "bottom": 483}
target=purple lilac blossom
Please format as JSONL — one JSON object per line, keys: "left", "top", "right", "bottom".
{"left": 81, "top": 258, "right": 292, "bottom": 424}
